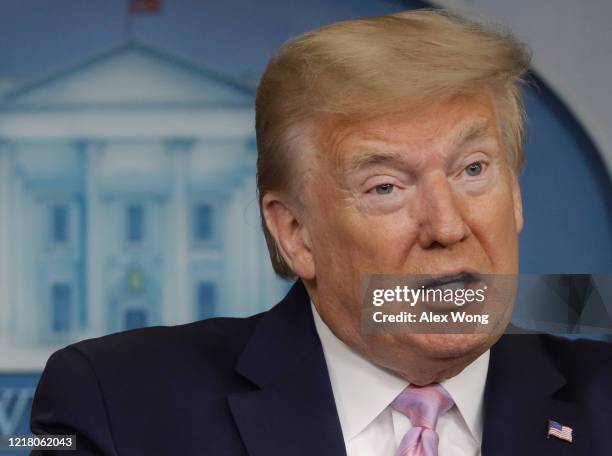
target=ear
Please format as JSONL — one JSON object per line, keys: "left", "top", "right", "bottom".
{"left": 511, "top": 173, "right": 523, "bottom": 234}
{"left": 262, "top": 192, "right": 315, "bottom": 280}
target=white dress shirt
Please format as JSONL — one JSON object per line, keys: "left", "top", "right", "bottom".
{"left": 311, "top": 303, "right": 490, "bottom": 456}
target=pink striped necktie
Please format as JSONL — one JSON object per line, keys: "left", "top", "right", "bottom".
{"left": 391, "top": 384, "right": 454, "bottom": 456}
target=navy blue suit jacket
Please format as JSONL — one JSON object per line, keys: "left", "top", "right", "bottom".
{"left": 31, "top": 280, "right": 612, "bottom": 455}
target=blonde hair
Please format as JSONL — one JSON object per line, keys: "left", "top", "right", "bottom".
{"left": 256, "top": 9, "right": 531, "bottom": 278}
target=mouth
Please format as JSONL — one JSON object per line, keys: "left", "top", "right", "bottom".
{"left": 421, "top": 271, "right": 483, "bottom": 289}
{"left": 417, "top": 270, "right": 485, "bottom": 311}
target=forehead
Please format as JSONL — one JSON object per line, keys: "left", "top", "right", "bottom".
{"left": 318, "top": 94, "right": 501, "bottom": 169}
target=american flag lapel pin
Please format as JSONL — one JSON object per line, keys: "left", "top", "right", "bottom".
{"left": 547, "top": 419, "right": 573, "bottom": 443}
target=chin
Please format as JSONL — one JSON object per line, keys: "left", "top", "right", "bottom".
{"left": 409, "top": 333, "right": 494, "bottom": 359}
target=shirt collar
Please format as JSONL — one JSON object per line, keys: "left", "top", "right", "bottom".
{"left": 441, "top": 348, "right": 489, "bottom": 442}
{"left": 311, "top": 302, "right": 490, "bottom": 442}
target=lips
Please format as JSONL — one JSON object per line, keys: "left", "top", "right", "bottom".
{"left": 415, "top": 271, "right": 485, "bottom": 311}
{"left": 421, "top": 271, "right": 482, "bottom": 289}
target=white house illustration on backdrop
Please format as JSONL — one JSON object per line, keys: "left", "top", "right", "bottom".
{"left": 0, "top": 42, "right": 289, "bottom": 366}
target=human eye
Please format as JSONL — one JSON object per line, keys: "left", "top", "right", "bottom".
{"left": 353, "top": 172, "right": 411, "bottom": 214}
{"left": 456, "top": 159, "right": 492, "bottom": 182}
{"left": 451, "top": 156, "right": 498, "bottom": 195}
{"left": 370, "top": 183, "right": 395, "bottom": 195}
{"left": 357, "top": 179, "right": 407, "bottom": 213}
{"left": 463, "top": 161, "right": 486, "bottom": 177}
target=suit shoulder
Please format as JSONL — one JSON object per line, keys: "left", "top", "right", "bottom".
{"left": 540, "top": 334, "right": 612, "bottom": 384}
{"left": 65, "top": 312, "right": 265, "bottom": 375}
{"left": 540, "top": 333, "right": 612, "bottom": 360}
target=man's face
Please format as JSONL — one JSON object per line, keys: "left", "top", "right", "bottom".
{"left": 304, "top": 94, "right": 523, "bottom": 384}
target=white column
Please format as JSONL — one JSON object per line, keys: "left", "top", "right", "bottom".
{"left": 224, "top": 173, "right": 258, "bottom": 317}
{"left": 83, "top": 140, "right": 105, "bottom": 337}
{"left": 164, "top": 140, "right": 193, "bottom": 325}
{"left": 222, "top": 181, "right": 242, "bottom": 317}
{"left": 11, "top": 156, "right": 30, "bottom": 344}
{"left": 0, "top": 143, "right": 12, "bottom": 339}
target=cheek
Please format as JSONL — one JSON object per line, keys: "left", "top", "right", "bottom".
{"left": 469, "top": 190, "right": 514, "bottom": 226}
{"left": 465, "top": 183, "right": 520, "bottom": 267}
{"left": 463, "top": 166, "right": 514, "bottom": 223}
{"left": 320, "top": 208, "right": 417, "bottom": 272}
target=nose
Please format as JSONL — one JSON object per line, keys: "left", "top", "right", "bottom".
{"left": 415, "top": 173, "right": 471, "bottom": 249}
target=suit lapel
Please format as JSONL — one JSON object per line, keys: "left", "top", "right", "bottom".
{"left": 228, "top": 281, "right": 347, "bottom": 456}
{"left": 482, "top": 333, "right": 590, "bottom": 455}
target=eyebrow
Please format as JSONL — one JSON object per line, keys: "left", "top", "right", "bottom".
{"left": 450, "top": 120, "right": 495, "bottom": 149}
{"left": 346, "top": 120, "right": 496, "bottom": 173}
{"left": 347, "top": 149, "right": 409, "bottom": 173}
